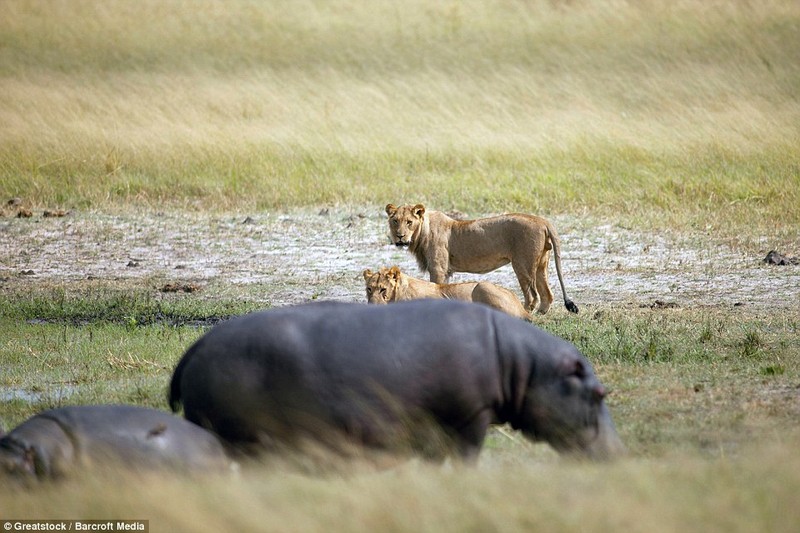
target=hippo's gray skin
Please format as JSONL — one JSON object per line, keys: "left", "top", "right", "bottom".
{"left": 170, "top": 300, "right": 625, "bottom": 462}
{"left": 0, "top": 405, "right": 232, "bottom": 479}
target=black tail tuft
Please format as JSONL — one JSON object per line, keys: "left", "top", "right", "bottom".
{"left": 565, "top": 300, "right": 579, "bottom": 314}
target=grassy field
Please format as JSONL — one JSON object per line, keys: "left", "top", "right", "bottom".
{"left": 1, "top": 0, "right": 799, "bottom": 531}
{"left": 1, "top": 0, "right": 799, "bottom": 234}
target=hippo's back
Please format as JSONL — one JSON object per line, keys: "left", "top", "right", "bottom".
{"left": 58, "top": 405, "right": 229, "bottom": 467}
{"left": 2, "top": 405, "right": 231, "bottom": 477}
{"left": 169, "top": 300, "right": 529, "bottom": 450}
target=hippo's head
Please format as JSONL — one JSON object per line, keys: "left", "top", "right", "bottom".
{"left": 519, "top": 355, "right": 626, "bottom": 460}
{"left": 0, "top": 440, "right": 37, "bottom": 478}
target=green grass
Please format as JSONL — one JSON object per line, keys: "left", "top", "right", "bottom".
{"left": 0, "top": 321, "right": 195, "bottom": 423}
{"left": 1, "top": 273, "right": 798, "bottom": 531}
{"left": 1, "top": 0, "right": 798, "bottom": 235}
{"left": 537, "top": 307, "right": 799, "bottom": 457}
{"left": 541, "top": 307, "right": 799, "bottom": 368}
{"left": 1, "top": 304, "right": 798, "bottom": 530}
{"left": 2, "top": 300, "right": 796, "bottom": 457}
{"left": 0, "top": 287, "right": 259, "bottom": 326}
{"left": 0, "top": 289, "right": 263, "bottom": 425}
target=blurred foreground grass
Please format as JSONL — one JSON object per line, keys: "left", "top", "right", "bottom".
{"left": 2, "top": 428, "right": 799, "bottom": 532}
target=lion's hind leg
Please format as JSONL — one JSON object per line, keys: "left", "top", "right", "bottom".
{"left": 512, "top": 263, "right": 539, "bottom": 312}
{"left": 534, "top": 250, "right": 554, "bottom": 314}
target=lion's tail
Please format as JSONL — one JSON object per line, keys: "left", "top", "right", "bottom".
{"left": 546, "top": 222, "right": 579, "bottom": 314}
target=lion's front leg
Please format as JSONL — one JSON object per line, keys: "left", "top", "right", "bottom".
{"left": 426, "top": 251, "right": 451, "bottom": 284}
{"left": 428, "top": 267, "right": 449, "bottom": 284}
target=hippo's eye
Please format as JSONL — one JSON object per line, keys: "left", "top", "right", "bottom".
{"left": 564, "top": 375, "right": 583, "bottom": 395}
{"left": 569, "top": 360, "right": 587, "bottom": 379}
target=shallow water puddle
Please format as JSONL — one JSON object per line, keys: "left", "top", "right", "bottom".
{"left": 0, "top": 385, "right": 77, "bottom": 404}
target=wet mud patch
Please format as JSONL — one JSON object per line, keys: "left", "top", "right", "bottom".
{"left": 24, "top": 314, "right": 231, "bottom": 329}
{"left": 0, "top": 385, "right": 78, "bottom": 404}
{"left": 0, "top": 207, "right": 798, "bottom": 312}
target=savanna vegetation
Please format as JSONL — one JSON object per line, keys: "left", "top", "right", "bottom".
{"left": 1, "top": 1, "right": 798, "bottom": 531}
{"left": 1, "top": 0, "right": 798, "bottom": 235}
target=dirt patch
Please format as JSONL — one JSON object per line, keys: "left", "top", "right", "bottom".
{"left": 160, "top": 282, "right": 201, "bottom": 293}
{"left": 763, "top": 250, "right": 799, "bottom": 266}
{"left": 0, "top": 207, "right": 797, "bottom": 311}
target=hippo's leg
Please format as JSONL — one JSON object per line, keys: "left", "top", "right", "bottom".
{"left": 453, "top": 410, "right": 493, "bottom": 464}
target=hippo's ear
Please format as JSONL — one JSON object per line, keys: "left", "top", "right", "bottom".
{"left": 566, "top": 359, "right": 607, "bottom": 401}
{"left": 573, "top": 360, "right": 587, "bottom": 378}
{"left": 412, "top": 204, "right": 426, "bottom": 218}
{"left": 561, "top": 358, "right": 587, "bottom": 378}
{"left": 386, "top": 204, "right": 397, "bottom": 216}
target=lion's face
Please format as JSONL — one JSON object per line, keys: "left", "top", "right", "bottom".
{"left": 362, "top": 267, "right": 400, "bottom": 304}
{"left": 385, "top": 203, "right": 425, "bottom": 247}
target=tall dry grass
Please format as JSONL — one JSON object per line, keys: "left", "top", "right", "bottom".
{"left": 0, "top": 0, "right": 798, "bottom": 231}
{"left": 3, "top": 438, "right": 800, "bottom": 532}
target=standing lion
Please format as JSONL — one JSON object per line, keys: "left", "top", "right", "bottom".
{"left": 385, "top": 203, "right": 578, "bottom": 314}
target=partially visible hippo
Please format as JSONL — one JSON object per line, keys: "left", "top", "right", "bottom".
{"left": 170, "top": 300, "right": 625, "bottom": 462}
{"left": 0, "top": 405, "right": 233, "bottom": 479}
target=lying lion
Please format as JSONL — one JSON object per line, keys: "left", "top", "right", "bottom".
{"left": 363, "top": 266, "right": 531, "bottom": 321}
{"left": 385, "top": 203, "right": 578, "bottom": 314}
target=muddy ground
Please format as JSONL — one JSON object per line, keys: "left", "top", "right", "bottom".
{"left": 1, "top": 206, "right": 798, "bottom": 312}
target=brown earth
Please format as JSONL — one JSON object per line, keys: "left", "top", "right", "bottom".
{"left": 1, "top": 207, "right": 798, "bottom": 311}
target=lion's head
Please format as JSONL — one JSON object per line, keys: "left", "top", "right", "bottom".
{"left": 385, "top": 203, "right": 426, "bottom": 247}
{"left": 362, "top": 266, "right": 401, "bottom": 304}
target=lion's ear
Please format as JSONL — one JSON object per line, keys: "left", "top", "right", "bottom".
{"left": 388, "top": 266, "right": 401, "bottom": 280}
{"left": 362, "top": 269, "right": 373, "bottom": 280}
{"left": 412, "top": 204, "right": 426, "bottom": 218}
{"left": 385, "top": 204, "right": 397, "bottom": 216}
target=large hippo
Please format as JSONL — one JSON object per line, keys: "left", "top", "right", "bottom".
{"left": 0, "top": 404, "right": 233, "bottom": 479}
{"left": 169, "top": 300, "right": 625, "bottom": 462}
